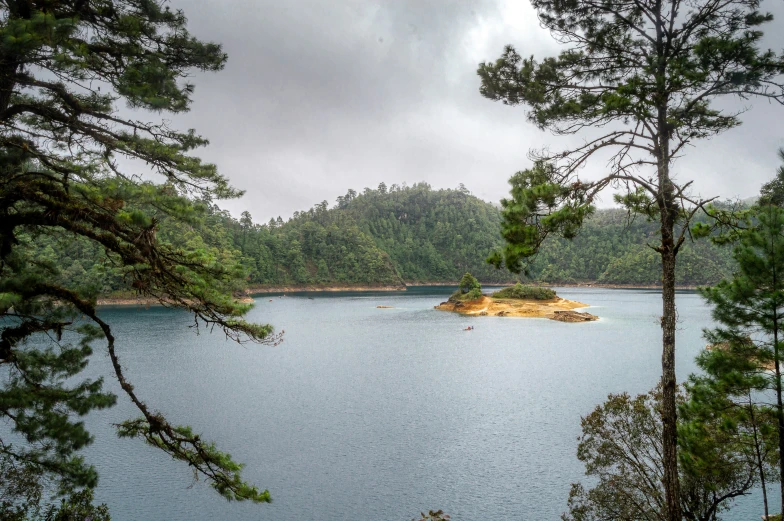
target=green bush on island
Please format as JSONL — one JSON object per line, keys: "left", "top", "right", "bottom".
{"left": 492, "top": 283, "right": 556, "bottom": 300}
{"left": 458, "top": 272, "right": 481, "bottom": 293}
{"left": 448, "top": 273, "right": 483, "bottom": 302}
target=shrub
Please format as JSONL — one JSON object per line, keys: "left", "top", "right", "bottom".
{"left": 465, "top": 287, "right": 482, "bottom": 300}
{"left": 448, "top": 272, "right": 484, "bottom": 302}
{"left": 448, "top": 287, "right": 483, "bottom": 302}
{"left": 492, "top": 283, "right": 556, "bottom": 300}
{"left": 458, "top": 272, "right": 481, "bottom": 293}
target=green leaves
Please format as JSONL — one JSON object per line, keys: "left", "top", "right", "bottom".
{"left": 682, "top": 204, "right": 784, "bottom": 518}
{"left": 760, "top": 149, "right": 784, "bottom": 207}
{"left": 478, "top": 0, "right": 784, "bottom": 283}
{"left": 491, "top": 283, "right": 556, "bottom": 300}
{"left": 480, "top": 0, "right": 784, "bottom": 140}
{"left": 489, "top": 162, "right": 594, "bottom": 274}
{"left": 458, "top": 272, "right": 481, "bottom": 293}
{"left": 564, "top": 387, "right": 754, "bottom": 521}
{"left": 0, "top": 0, "right": 275, "bottom": 508}
{"left": 117, "top": 419, "right": 271, "bottom": 503}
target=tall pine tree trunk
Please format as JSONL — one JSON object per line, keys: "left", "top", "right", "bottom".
{"left": 660, "top": 236, "right": 681, "bottom": 521}
{"left": 657, "top": 95, "right": 681, "bottom": 521}
{"left": 764, "top": 209, "right": 784, "bottom": 518}
{"left": 748, "top": 393, "right": 769, "bottom": 519}
{"left": 773, "top": 301, "right": 784, "bottom": 517}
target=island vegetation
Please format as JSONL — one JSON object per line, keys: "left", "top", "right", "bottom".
{"left": 447, "top": 272, "right": 483, "bottom": 302}
{"left": 491, "top": 283, "right": 556, "bottom": 301}
{"left": 437, "top": 273, "right": 596, "bottom": 322}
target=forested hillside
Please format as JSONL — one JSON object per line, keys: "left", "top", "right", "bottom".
{"left": 39, "top": 182, "right": 738, "bottom": 294}
{"left": 224, "top": 182, "right": 736, "bottom": 287}
{"left": 534, "top": 210, "right": 736, "bottom": 285}
{"left": 209, "top": 182, "right": 512, "bottom": 286}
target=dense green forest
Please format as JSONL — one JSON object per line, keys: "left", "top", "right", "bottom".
{"left": 534, "top": 210, "right": 736, "bottom": 285}
{"left": 200, "top": 182, "right": 738, "bottom": 288}
{"left": 230, "top": 182, "right": 512, "bottom": 286}
{"left": 39, "top": 181, "right": 739, "bottom": 294}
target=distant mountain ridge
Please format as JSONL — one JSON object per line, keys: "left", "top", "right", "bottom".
{"left": 34, "top": 182, "right": 739, "bottom": 296}
{"left": 227, "top": 182, "right": 515, "bottom": 287}
{"left": 223, "top": 182, "right": 736, "bottom": 288}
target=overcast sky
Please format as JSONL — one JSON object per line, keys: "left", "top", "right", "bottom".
{"left": 167, "top": 0, "right": 784, "bottom": 222}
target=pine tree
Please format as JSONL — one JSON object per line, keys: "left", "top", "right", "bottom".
{"left": 0, "top": 0, "right": 278, "bottom": 504}
{"left": 458, "top": 272, "right": 480, "bottom": 293}
{"left": 685, "top": 203, "right": 784, "bottom": 517}
{"left": 761, "top": 149, "right": 784, "bottom": 207}
{"left": 240, "top": 211, "right": 254, "bottom": 254}
{"left": 478, "top": 2, "right": 784, "bottom": 518}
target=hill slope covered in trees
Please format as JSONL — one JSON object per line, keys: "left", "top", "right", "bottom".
{"left": 228, "top": 183, "right": 512, "bottom": 286}
{"left": 38, "top": 182, "right": 737, "bottom": 294}
{"left": 223, "top": 182, "right": 736, "bottom": 288}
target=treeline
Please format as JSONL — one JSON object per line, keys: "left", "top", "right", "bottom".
{"left": 220, "top": 182, "right": 736, "bottom": 288}
{"left": 36, "top": 182, "right": 738, "bottom": 294}
{"left": 221, "top": 182, "right": 513, "bottom": 287}
{"left": 533, "top": 209, "right": 737, "bottom": 286}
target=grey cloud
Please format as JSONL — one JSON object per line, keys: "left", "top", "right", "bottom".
{"left": 166, "top": 0, "right": 784, "bottom": 221}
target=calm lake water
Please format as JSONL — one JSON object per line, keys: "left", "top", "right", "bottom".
{"left": 77, "top": 287, "right": 767, "bottom": 520}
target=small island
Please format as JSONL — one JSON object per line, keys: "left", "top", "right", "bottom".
{"left": 435, "top": 273, "right": 598, "bottom": 323}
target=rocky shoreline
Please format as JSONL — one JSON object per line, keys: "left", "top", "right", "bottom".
{"left": 434, "top": 295, "right": 599, "bottom": 322}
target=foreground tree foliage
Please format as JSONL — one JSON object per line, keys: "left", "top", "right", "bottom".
{"left": 478, "top": 0, "right": 784, "bottom": 517}
{"left": 0, "top": 453, "right": 110, "bottom": 521}
{"left": 564, "top": 389, "right": 756, "bottom": 521}
{"left": 0, "top": 0, "right": 278, "bottom": 505}
{"left": 760, "top": 149, "right": 784, "bottom": 207}
{"left": 685, "top": 203, "right": 784, "bottom": 518}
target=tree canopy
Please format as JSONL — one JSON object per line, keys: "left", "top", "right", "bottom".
{"left": 565, "top": 388, "right": 756, "bottom": 521}
{"left": 0, "top": 0, "right": 277, "bottom": 505}
{"left": 479, "top": 0, "right": 784, "bottom": 517}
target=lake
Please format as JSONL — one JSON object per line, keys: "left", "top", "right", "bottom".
{"left": 78, "top": 287, "right": 767, "bottom": 520}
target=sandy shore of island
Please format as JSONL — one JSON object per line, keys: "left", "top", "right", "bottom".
{"left": 435, "top": 295, "right": 598, "bottom": 322}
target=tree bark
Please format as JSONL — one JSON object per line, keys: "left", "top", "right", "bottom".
{"left": 657, "top": 82, "right": 681, "bottom": 519}
{"left": 654, "top": 33, "right": 681, "bottom": 507}
{"left": 748, "top": 393, "right": 769, "bottom": 519}
{"left": 0, "top": 57, "right": 19, "bottom": 117}
{"left": 660, "top": 237, "right": 681, "bottom": 521}
{"left": 774, "top": 314, "right": 784, "bottom": 519}
{"left": 772, "top": 244, "right": 784, "bottom": 518}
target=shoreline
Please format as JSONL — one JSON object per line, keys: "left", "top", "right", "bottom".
{"left": 549, "top": 282, "right": 700, "bottom": 290}
{"left": 96, "top": 296, "right": 256, "bottom": 307}
{"left": 246, "top": 284, "right": 406, "bottom": 294}
{"left": 405, "top": 281, "right": 519, "bottom": 287}
{"left": 93, "top": 281, "right": 699, "bottom": 306}
{"left": 409, "top": 281, "right": 700, "bottom": 290}
{"left": 434, "top": 295, "right": 599, "bottom": 322}
{"left": 96, "top": 297, "right": 163, "bottom": 307}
